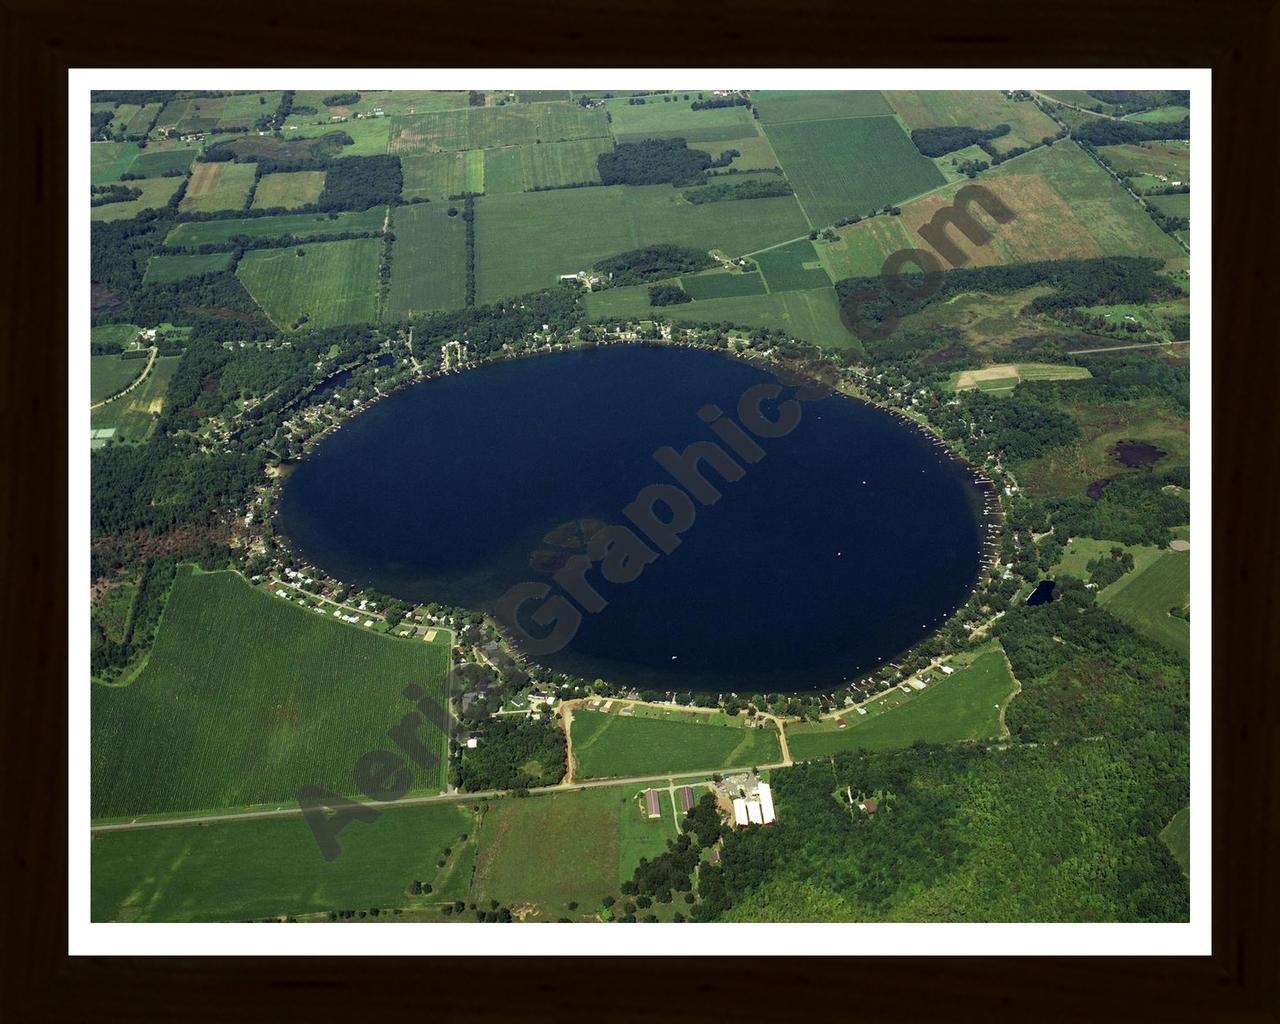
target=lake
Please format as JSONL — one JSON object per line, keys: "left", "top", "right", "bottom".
{"left": 277, "top": 344, "right": 987, "bottom": 693}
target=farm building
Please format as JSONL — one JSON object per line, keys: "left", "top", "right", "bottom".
{"left": 678, "top": 785, "right": 695, "bottom": 812}
{"left": 732, "top": 797, "right": 749, "bottom": 827}
{"left": 644, "top": 789, "right": 662, "bottom": 819}
{"left": 747, "top": 800, "right": 764, "bottom": 825}
{"left": 758, "top": 782, "right": 776, "bottom": 825}
{"left": 940, "top": 665, "right": 955, "bottom": 675}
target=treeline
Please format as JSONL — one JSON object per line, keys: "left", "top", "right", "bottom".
{"left": 594, "top": 245, "right": 715, "bottom": 285}
{"left": 648, "top": 283, "right": 691, "bottom": 306}
{"left": 681, "top": 178, "right": 793, "bottom": 204}
{"left": 455, "top": 716, "right": 566, "bottom": 792}
{"left": 90, "top": 184, "right": 142, "bottom": 207}
{"left": 405, "top": 287, "right": 582, "bottom": 362}
{"left": 1086, "top": 90, "right": 1189, "bottom": 116}
{"left": 463, "top": 196, "right": 476, "bottom": 305}
{"left": 321, "top": 92, "right": 360, "bottom": 107}
{"left": 1073, "top": 118, "right": 1190, "bottom": 147}
{"left": 910, "top": 123, "right": 1010, "bottom": 157}
{"left": 690, "top": 95, "right": 749, "bottom": 110}
{"left": 597, "top": 138, "right": 713, "bottom": 187}
{"left": 315, "top": 154, "right": 402, "bottom": 211}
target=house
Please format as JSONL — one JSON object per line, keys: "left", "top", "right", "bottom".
{"left": 644, "top": 789, "right": 662, "bottom": 819}
{"left": 466, "top": 733, "right": 481, "bottom": 749}
{"left": 940, "top": 665, "right": 955, "bottom": 675}
{"left": 863, "top": 799, "right": 878, "bottom": 815}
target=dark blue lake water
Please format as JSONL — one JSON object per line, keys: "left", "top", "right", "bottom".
{"left": 277, "top": 345, "right": 985, "bottom": 693}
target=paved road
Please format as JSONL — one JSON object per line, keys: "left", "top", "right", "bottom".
{"left": 89, "top": 762, "right": 787, "bottom": 834}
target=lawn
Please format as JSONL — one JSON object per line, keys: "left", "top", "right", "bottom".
{"left": 680, "top": 270, "right": 767, "bottom": 299}
{"left": 237, "top": 237, "right": 383, "bottom": 329}
{"left": 90, "top": 354, "right": 181, "bottom": 443}
{"left": 179, "top": 161, "right": 258, "bottom": 214}
{"left": 386, "top": 202, "right": 468, "bottom": 317}
{"left": 786, "top": 647, "right": 1017, "bottom": 760}
{"left": 585, "top": 282, "right": 856, "bottom": 350}
{"left": 91, "top": 567, "right": 452, "bottom": 819}
{"left": 570, "top": 707, "right": 781, "bottom": 779}
{"left": 1159, "top": 806, "right": 1191, "bottom": 876}
{"left": 482, "top": 137, "right": 613, "bottom": 193}
{"left": 884, "top": 91, "right": 1061, "bottom": 153}
{"left": 142, "top": 251, "right": 234, "bottom": 285}
{"left": 751, "top": 90, "right": 891, "bottom": 124}
{"left": 91, "top": 801, "right": 471, "bottom": 922}
{"left": 166, "top": 207, "right": 385, "bottom": 247}
{"left": 125, "top": 147, "right": 196, "bottom": 178}
{"left": 91, "top": 141, "right": 140, "bottom": 184}
{"left": 90, "top": 355, "right": 145, "bottom": 403}
{"left": 754, "top": 238, "right": 833, "bottom": 292}
{"left": 605, "top": 95, "right": 758, "bottom": 143}
{"left": 252, "top": 170, "right": 326, "bottom": 210}
{"left": 389, "top": 103, "right": 609, "bottom": 154}
{"left": 90, "top": 176, "right": 183, "bottom": 222}
{"left": 763, "top": 115, "right": 945, "bottom": 228}
{"left": 474, "top": 184, "right": 808, "bottom": 303}
{"left": 1098, "top": 550, "right": 1190, "bottom": 658}
{"left": 469, "top": 785, "right": 676, "bottom": 920}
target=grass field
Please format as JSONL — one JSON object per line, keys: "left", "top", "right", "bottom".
{"left": 91, "top": 801, "right": 471, "bottom": 922}
{"left": 89, "top": 176, "right": 183, "bottom": 222}
{"left": 884, "top": 91, "right": 1061, "bottom": 153}
{"left": 91, "top": 568, "right": 451, "bottom": 819}
{"left": 91, "top": 141, "right": 140, "bottom": 184}
{"left": 754, "top": 238, "right": 832, "bottom": 292}
{"left": 1125, "top": 105, "right": 1191, "bottom": 123}
{"left": 481, "top": 138, "right": 613, "bottom": 193}
{"left": 1098, "top": 549, "right": 1190, "bottom": 658}
{"left": 751, "top": 90, "right": 891, "bottom": 124}
{"left": 166, "top": 207, "right": 386, "bottom": 247}
{"left": 176, "top": 96, "right": 225, "bottom": 133}
{"left": 1147, "top": 192, "right": 1190, "bottom": 218}
{"left": 386, "top": 203, "right": 468, "bottom": 317}
{"left": 680, "top": 270, "right": 768, "bottom": 299}
{"left": 696, "top": 134, "right": 779, "bottom": 172}
{"left": 585, "top": 282, "right": 855, "bottom": 350}
{"left": 125, "top": 147, "right": 197, "bottom": 178}
{"left": 820, "top": 214, "right": 916, "bottom": 279}
{"left": 390, "top": 103, "right": 609, "bottom": 154}
{"left": 786, "top": 647, "right": 1016, "bottom": 760}
{"left": 1052, "top": 538, "right": 1165, "bottom": 582}
{"left": 950, "top": 362, "right": 1092, "bottom": 392}
{"left": 475, "top": 184, "right": 808, "bottom": 303}
{"left": 142, "top": 251, "right": 234, "bottom": 285}
{"left": 179, "top": 161, "right": 258, "bottom": 214}
{"left": 605, "top": 96, "right": 758, "bottom": 142}
{"left": 90, "top": 355, "right": 180, "bottom": 443}
{"left": 763, "top": 115, "right": 945, "bottom": 228}
{"left": 469, "top": 785, "right": 677, "bottom": 920}
{"left": 1159, "top": 806, "right": 1191, "bottom": 876}
{"left": 1014, "top": 397, "right": 1190, "bottom": 500}
{"left": 570, "top": 707, "right": 781, "bottom": 779}
{"left": 216, "top": 91, "right": 283, "bottom": 128}
{"left": 285, "top": 116, "right": 392, "bottom": 157}
{"left": 90, "top": 323, "right": 142, "bottom": 347}
{"left": 294, "top": 90, "right": 469, "bottom": 117}
{"left": 1096, "top": 142, "right": 1189, "bottom": 182}
{"left": 90, "top": 355, "right": 145, "bottom": 403}
{"left": 237, "top": 237, "right": 383, "bottom": 329}
{"left": 401, "top": 151, "right": 483, "bottom": 201}
{"left": 252, "top": 170, "right": 326, "bottom": 210}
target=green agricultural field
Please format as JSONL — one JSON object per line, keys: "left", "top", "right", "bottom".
{"left": 91, "top": 568, "right": 451, "bottom": 819}
{"left": 390, "top": 103, "right": 609, "bottom": 154}
{"left": 470, "top": 785, "right": 677, "bottom": 920}
{"left": 179, "top": 161, "right": 258, "bottom": 214}
{"left": 125, "top": 147, "right": 197, "bottom": 178}
{"left": 252, "top": 170, "right": 326, "bottom": 210}
{"left": 176, "top": 96, "right": 225, "bottom": 133}
{"left": 1098, "top": 550, "right": 1190, "bottom": 658}
{"left": 1125, "top": 105, "right": 1191, "bottom": 123}
{"left": 90, "top": 355, "right": 145, "bottom": 403}
{"left": 763, "top": 115, "right": 945, "bottom": 228}
{"left": 820, "top": 214, "right": 916, "bottom": 279}
{"left": 787, "top": 648, "right": 1017, "bottom": 760}
{"left": 1147, "top": 193, "right": 1190, "bottom": 218}
{"left": 166, "top": 207, "right": 386, "bottom": 247}
{"left": 401, "top": 151, "right": 482, "bottom": 201}
{"left": 884, "top": 90, "right": 1061, "bottom": 153}
{"left": 90, "top": 355, "right": 180, "bottom": 443}
{"left": 949, "top": 362, "right": 1092, "bottom": 392}
{"left": 90, "top": 176, "right": 184, "bottom": 222}
{"left": 1159, "top": 806, "right": 1191, "bottom": 876}
{"left": 125, "top": 102, "right": 163, "bottom": 136}
{"left": 154, "top": 98, "right": 189, "bottom": 129}
{"left": 237, "top": 237, "right": 383, "bottom": 330}
{"left": 108, "top": 103, "right": 141, "bottom": 134}
{"left": 90, "top": 323, "right": 143, "bottom": 348}
{"left": 1052, "top": 538, "right": 1165, "bottom": 582}
{"left": 386, "top": 203, "right": 468, "bottom": 317}
{"left": 751, "top": 90, "right": 891, "bottom": 124}
{"left": 91, "top": 801, "right": 471, "bottom": 922}
{"left": 570, "top": 708, "right": 781, "bottom": 779}
{"left": 680, "top": 270, "right": 768, "bottom": 299}
{"left": 696, "top": 134, "right": 779, "bottom": 172}
{"left": 1096, "top": 142, "right": 1189, "bottom": 182}
{"left": 285, "top": 116, "right": 391, "bottom": 157}
{"left": 605, "top": 96, "right": 758, "bottom": 143}
{"left": 475, "top": 184, "right": 808, "bottom": 303}
{"left": 142, "top": 252, "right": 234, "bottom": 285}
{"left": 586, "top": 282, "right": 854, "bottom": 350}
{"left": 294, "top": 90, "right": 469, "bottom": 117}
{"left": 482, "top": 138, "right": 612, "bottom": 193}
{"left": 754, "top": 238, "right": 832, "bottom": 292}
{"left": 216, "top": 91, "right": 283, "bottom": 128}
{"left": 91, "top": 141, "right": 139, "bottom": 184}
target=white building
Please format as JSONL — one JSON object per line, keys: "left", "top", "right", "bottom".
{"left": 758, "top": 783, "right": 776, "bottom": 825}
{"left": 747, "top": 800, "right": 764, "bottom": 825}
{"left": 732, "top": 797, "right": 749, "bottom": 827}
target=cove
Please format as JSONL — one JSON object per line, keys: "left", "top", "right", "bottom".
{"left": 276, "top": 345, "right": 987, "bottom": 694}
